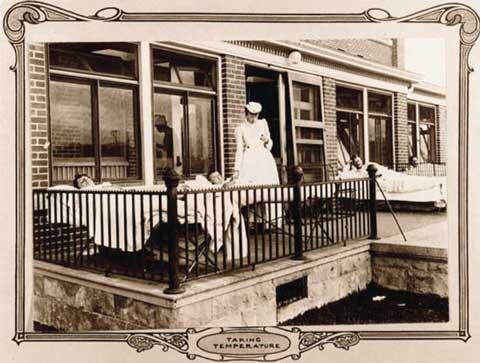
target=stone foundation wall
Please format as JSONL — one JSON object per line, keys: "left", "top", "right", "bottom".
{"left": 370, "top": 243, "right": 448, "bottom": 298}
{"left": 33, "top": 246, "right": 371, "bottom": 330}
{"left": 33, "top": 242, "right": 446, "bottom": 331}
{"left": 276, "top": 251, "right": 371, "bottom": 323}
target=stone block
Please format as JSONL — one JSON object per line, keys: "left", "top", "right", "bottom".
{"left": 176, "top": 298, "right": 213, "bottom": 328}
{"left": 74, "top": 285, "right": 115, "bottom": 316}
{"left": 43, "top": 276, "right": 81, "bottom": 306}
{"left": 113, "top": 295, "right": 174, "bottom": 329}
{"left": 34, "top": 274, "right": 44, "bottom": 297}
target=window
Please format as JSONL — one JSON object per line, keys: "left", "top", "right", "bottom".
{"left": 407, "top": 103, "right": 417, "bottom": 159}
{"left": 152, "top": 48, "right": 216, "bottom": 90}
{"left": 407, "top": 102, "right": 437, "bottom": 163}
{"left": 419, "top": 105, "right": 436, "bottom": 163}
{"left": 152, "top": 46, "right": 217, "bottom": 179}
{"left": 48, "top": 43, "right": 141, "bottom": 184}
{"left": 367, "top": 91, "right": 393, "bottom": 168}
{"left": 49, "top": 43, "right": 137, "bottom": 79}
{"left": 291, "top": 81, "right": 326, "bottom": 182}
{"left": 336, "top": 86, "right": 364, "bottom": 167}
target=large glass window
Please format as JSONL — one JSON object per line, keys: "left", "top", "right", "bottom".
{"left": 367, "top": 91, "right": 393, "bottom": 167}
{"left": 336, "top": 86, "right": 364, "bottom": 167}
{"left": 48, "top": 43, "right": 141, "bottom": 183}
{"left": 152, "top": 46, "right": 217, "bottom": 179}
{"left": 49, "top": 43, "right": 137, "bottom": 79}
{"left": 98, "top": 85, "right": 139, "bottom": 179}
{"left": 152, "top": 48, "right": 216, "bottom": 90}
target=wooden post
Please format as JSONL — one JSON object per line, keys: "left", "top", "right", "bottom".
{"left": 163, "top": 169, "right": 185, "bottom": 294}
{"left": 367, "top": 164, "right": 379, "bottom": 240}
{"left": 291, "top": 166, "right": 306, "bottom": 260}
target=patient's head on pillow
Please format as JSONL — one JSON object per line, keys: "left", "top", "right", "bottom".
{"left": 409, "top": 156, "right": 419, "bottom": 168}
{"left": 73, "top": 174, "right": 95, "bottom": 189}
{"left": 351, "top": 155, "right": 363, "bottom": 170}
{"left": 208, "top": 170, "right": 224, "bottom": 185}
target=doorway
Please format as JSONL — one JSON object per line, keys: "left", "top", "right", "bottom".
{"left": 245, "top": 66, "right": 283, "bottom": 173}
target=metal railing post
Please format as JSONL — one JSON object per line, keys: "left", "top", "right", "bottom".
{"left": 367, "top": 164, "right": 380, "bottom": 240}
{"left": 163, "top": 169, "right": 185, "bottom": 295}
{"left": 291, "top": 166, "right": 306, "bottom": 260}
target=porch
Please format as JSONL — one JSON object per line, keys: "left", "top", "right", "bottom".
{"left": 32, "top": 166, "right": 378, "bottom": 294}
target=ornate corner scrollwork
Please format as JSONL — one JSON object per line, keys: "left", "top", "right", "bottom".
{"left": 298, "top": 332, "right": 360, "bottom": 353}
{"left": 127, "top": 333, "right": 190, "bottom": 354}
{"left": 365, "top": 3, "right": 480, "bottom": 46}
{"left": 3, "top": 2, "right": 123, "bottom": 44}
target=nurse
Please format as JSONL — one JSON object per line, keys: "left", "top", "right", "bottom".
{"left": 232, "top": 102, "right": 280, "bottom": 186}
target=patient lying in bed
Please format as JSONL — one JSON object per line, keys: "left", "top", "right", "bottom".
{"left": 48, "top": 172, "right": 248, "bottom": 260}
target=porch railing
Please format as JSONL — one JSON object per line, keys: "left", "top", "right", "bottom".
{"left": 395, "top": 162, "right": 446, "bottom": 177}
{"left": 32, "top": 166, "right": 379, "bottom": 293}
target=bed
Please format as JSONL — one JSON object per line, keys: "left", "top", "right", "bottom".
{"left": 338, "top": 163, "right": 447, "bottom": 210}
{"left": 45, "top": 178, "right": 249, "bottom": 261}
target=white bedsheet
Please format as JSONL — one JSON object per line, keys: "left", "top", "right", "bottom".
{"left": 46, "top": 182, "right": 248, "bottom": 258}
{"left": 338, "top": 163, "right": 447, "bottom": 204}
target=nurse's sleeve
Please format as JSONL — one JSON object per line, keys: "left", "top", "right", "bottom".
{"left": 263, "top": 119, "right": 273, "bottom": 151}
{"left": 233, "top": 126, "right": 244, "bottom": 172}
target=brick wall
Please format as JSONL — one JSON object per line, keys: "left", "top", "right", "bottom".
{"left": 29, "top": 44, "right": 50, "bottom": 188}
{"left": 221, "top": 55, "right": 246, "bottom": 177}
{"left": 306, "top": 39, "right": 395, "bottom": 67}
{"left": 437, "top": 105, "right": 447, "bottom": 163}
{"left": 392, "top": 39, "right": 405, "bottom": 69}
{"left": 393, "top": 92, "right": 409, "bottom": 166}
{"left": 322, "top": 77, "right": 338, "bottom": 175}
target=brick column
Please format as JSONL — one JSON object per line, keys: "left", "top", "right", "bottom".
{"left": 221, "top": 55, "right": 246, "bottom": 177}
{"left": 393, "top": 92, "right": 409, "bottom": 167}
{"left": 437, "top": 105, "right": 447, "bottom": 163}
{"left": 322, "top": 77, "right": 338, "bottom": 176}
{"left": 29, "top": 44, "right": 49, "bottom": 188}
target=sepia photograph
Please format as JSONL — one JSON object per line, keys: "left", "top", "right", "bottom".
{"left": 1, "top": 0, "right": 480, "bottom": 362}
{"left": 30, "top": 38, "right": 449, "bottom": 330}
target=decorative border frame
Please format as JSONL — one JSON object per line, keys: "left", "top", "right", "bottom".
{"left": 4, "top": 1, "right": 479, "bottom": 360}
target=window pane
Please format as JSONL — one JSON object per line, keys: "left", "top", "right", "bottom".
{"left": 152, "top": 48, "right": 216, "bottom": 89}
{"left": 368, "top": 92, "right": 392, "bottom": 115}
{"left": 99, "top": 86, "right": 140, "bottom": 180}
{"left": 49, "top": 43, "right": 137, "bottom": 78}
{"left": 50, "top": 80, "right": 94, "bottom": 182}
{"left": 419, "top": 105, "right": 435, "bottom": 123}
{"left": 336, "top": 86, "right": 362, "bottom": 111}
{"left": 408, "top": 122, "right": 417, "bottom": 158}
{"left": 293, "top": 82, "right": 321, "bottom": 121}
{"left": 368, "top": 116, "right": 393, "bottom": 167}
{"left": 153, "top": 92, "right": 184, "bottom": 178}
{"left": 337, "top": 111, "right": 363, "bottom": 166}
{"left": 408, "top": 103, "right": 416, "bottom": 121}
{"left": 297, "top": 144, "right": 325, "bottom": 182}
{"left": 295, "top": 128, "right": 322, "bottom": 140}
{"left": 188, "top": 96, "right": 215, "bottom": 175}
{"left": 419, "top": 123, "right": 435, "bottom": 163}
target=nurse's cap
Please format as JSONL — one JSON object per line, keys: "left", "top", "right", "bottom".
{"left": 245, "top": 101, "right": 262, "bottom": 114}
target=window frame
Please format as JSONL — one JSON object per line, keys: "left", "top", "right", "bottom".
{"left": 150, "top": 45, "right": 219, "bottom": 181}
{"left": 47, "top": 43, "right": 143, "bottom": 185}
{"left": 335, "top": 82, "right": 395, "bottom": 168}
{"left": 407, "top": 101, "right": 438, "bottom": 163}
{"left": 287, "top": 73, "right": 327, "bottom": 181}
{"left": 48, "top": 42, "right": 140, "bottom": 81}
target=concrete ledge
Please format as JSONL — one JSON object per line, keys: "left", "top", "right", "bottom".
{"left": 370, "top": 242, "right": 448, "bottom": 298}
{"left": 370, "top": 242, "right": 447, "bottom": 262}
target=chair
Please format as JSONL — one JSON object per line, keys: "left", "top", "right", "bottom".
{"left": 148, "top": 221, "right": 218, "bottom": 280}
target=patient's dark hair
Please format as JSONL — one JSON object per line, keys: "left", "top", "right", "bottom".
{"left": 73, "top": 174, "right": 89, "bottom": 189}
